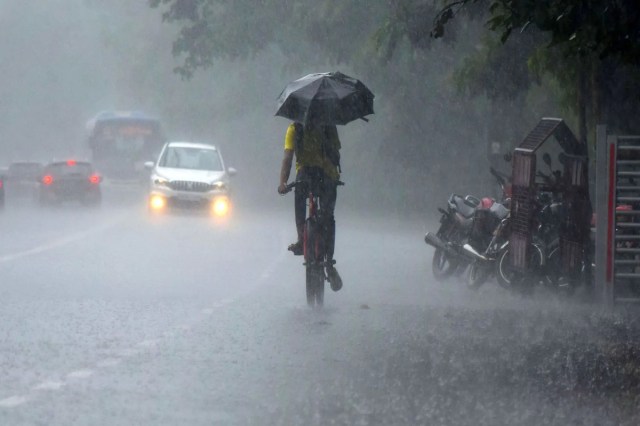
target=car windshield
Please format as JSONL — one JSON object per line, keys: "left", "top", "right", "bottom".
{"left": 45, "top": 163, "right": 93, "bottom": 177}
{"left": 159, "top": 146, "right": 222, "bottom": 171}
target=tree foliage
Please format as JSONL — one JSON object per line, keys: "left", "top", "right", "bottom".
{"left": 434, "top": 0, "right": 640, "bottom": 65}
{"left": 149, "top": 0, "right": 387, "bottom": 77}
{"left": 427, "top": 0, "right": 640, "bottom": 140}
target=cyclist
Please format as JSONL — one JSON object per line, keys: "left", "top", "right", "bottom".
{"left": 278, "top": 122, "right": 343, "bottom": 291}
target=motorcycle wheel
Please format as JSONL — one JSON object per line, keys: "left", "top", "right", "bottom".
{"left": 432, "top": 248, "right": 459, "bottom": 281}
{"left": 466, "top": 262, "right": 491, "bottom": 290}
{"left": 545, "top": 244, "right": 575, "bottom": 296}
{"left": 496, "top": 245, "right": 543, "bottom": 291}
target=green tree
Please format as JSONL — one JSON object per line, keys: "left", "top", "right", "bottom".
{"left": 148, "top": 0, "right": 388, "bottom": 77}
{"left": 429, "top": 0, "right": 640, "bottom": 141}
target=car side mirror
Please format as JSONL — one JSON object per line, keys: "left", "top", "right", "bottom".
{"left": 144, "top": 161, "right": 155, "bottom": 170}
{"left": 228, "top": 167, "right": 237, "bottom": 177}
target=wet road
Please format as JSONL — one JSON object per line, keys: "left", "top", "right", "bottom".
{"left": 0, "top": 187, "right": 639, "bottom": 425}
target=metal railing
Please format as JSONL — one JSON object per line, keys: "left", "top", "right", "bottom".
{"left": 595, "top": 126, "right": 640, "bottom": 305}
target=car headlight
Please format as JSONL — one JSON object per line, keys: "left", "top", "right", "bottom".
{"left": 211, "top": 181, "right": 227, "bottom": 191}
{"left": 149, "top": 194, "right": 166, "bottom": 210}
{"left": 153, "top": 176, "right": 170, "bottom": 187}
{"left": 211, "top": 196, "right": 230, "bottom": 216}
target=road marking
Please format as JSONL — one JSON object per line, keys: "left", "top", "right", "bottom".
{"left": 0, "top": 215, "right": 125, "bottom": 264}
{"left": 66, "top": 369, "right": 94, "bottom": 379}
{"left": 0, "top": 395, "right": 29, "bottom": 408}
{"left": 33, "top": 381, "right": 65, "bottom": 391}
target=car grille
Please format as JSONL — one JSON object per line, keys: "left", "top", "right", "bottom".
{"left": 168, "top": 181, "right": 212, "bottom": 192}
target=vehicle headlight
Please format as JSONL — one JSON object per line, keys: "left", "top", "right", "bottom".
{"left": 149, "top": 194, "right": 166, "bottom": 210}
{"left": 211, "top": 181, "right": 227, "bottom": 191}
{"left": 153, "top": 176, "right": 170, "bottom": 187}
{"left": 211, "top": 196, "right": 230, "bottom": 217}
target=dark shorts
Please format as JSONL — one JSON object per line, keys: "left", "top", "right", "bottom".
{"left": 294, "top": 167, "right": 337, "bottom": 226}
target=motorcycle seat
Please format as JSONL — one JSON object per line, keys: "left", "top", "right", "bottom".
{"left": 449, "top": 194, "right": 477, "bottom": 219}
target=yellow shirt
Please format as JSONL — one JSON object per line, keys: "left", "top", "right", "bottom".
{"left": 285, "top": 124, "right": 341, "bottom": 181}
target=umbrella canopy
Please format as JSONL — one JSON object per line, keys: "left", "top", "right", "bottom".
{"left": 275, "top": 72, "right": 374, "bottom": 125}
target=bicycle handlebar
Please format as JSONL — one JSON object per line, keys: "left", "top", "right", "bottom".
{"left": 280, "top": 180, "right": 345, "bottom": 195}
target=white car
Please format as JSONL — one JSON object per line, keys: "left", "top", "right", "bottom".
{"left": 145, "top": 142, "right": 236, "bottom": 216}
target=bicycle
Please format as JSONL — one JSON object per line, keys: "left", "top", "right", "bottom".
{"left": 284, "top": 175, "right": 343, "bottom": 307}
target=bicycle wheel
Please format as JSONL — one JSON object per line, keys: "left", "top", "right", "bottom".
{"left": 306, "top": 265, "right": 324, "bottom": 307}
{"left": 304, "top": 219, "right": 325, "bottom": 307}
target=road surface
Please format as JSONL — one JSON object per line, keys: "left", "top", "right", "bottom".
{"left": 0, "top": 187, "right": 638, "bottom": 425}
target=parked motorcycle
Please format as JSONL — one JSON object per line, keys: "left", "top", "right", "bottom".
{"left": 461, "top": 168, "right": 512, "bottom": 289}
{"left": 493, "top": 188, "right": 561, "bottom": 291}
{"left": 425, "top": 167, "right": 510, "bottom": 283}
{"left": 490, "top": 154, "right": 569, "bottom": 294}
{"left": 425, "top": 193, "right": 481, "bottom": 281}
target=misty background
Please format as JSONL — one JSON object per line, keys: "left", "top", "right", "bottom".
{"left": 0, "top": 1, "right": 564, "bottom": 216}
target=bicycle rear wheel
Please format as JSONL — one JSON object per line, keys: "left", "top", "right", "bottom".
{"left": 306, "top": 265, "right": 324, "bottom": 307}
{"left": 304, "top": 219, "right": 325, "bottom": 307}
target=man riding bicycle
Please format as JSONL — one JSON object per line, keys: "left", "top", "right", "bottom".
{"left": 278, "top": 122, "right": 343, "bottom": 291}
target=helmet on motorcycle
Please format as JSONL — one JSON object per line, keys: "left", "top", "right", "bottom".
{"left": 480, "top": 197, "right": 495, "bottom": 209}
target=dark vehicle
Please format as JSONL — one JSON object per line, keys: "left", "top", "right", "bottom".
{"left": 38, "top": 160, "right": 102, "bottom": 206}
{"left": 86, "top": 111, "right": 165, "bottom": 180}
{"left": 424, "top": 193, "right": 480, "bottom": 281}
{"left": 6, "top": 161, "right": 43, "bottom": 201}
{"left": 424, "top": 168, "right": 510, "bottom": 282}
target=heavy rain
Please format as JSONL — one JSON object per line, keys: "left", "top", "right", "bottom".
{"left": 0, "top": 1, "right": 640, "bottom": 425}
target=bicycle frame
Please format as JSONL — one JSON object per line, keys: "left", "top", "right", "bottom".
{"left": 285, "top": 175, "right": 341, "bottom": 307}
{"left": 303, "top": 188, "right": 326, "bottom": 266}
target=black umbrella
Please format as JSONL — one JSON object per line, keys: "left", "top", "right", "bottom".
{"left": 275, "top": 71, "right": 374, "bottom": 125}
